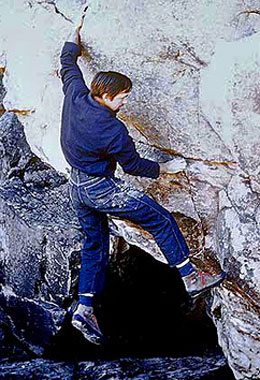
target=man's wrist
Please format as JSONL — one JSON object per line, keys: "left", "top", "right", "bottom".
{"left": 159, "top": 162, "right": 167, "bottom": 173}
{"left": 67, "top": 30, "right": 80, "bottom": 45}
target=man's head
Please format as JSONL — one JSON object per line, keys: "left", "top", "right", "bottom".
{"left": 91, "top": 71, "right": 132, "bottom": 111}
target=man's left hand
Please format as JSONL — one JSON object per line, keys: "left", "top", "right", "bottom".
{"left": 159, "top": 157, "right": 187, "bottom": 174}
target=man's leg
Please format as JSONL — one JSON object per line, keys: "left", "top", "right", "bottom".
{"left": 69, "top": 183, "right": 108, "bottom": 344}
{"left": 103, "top": 192, "right": 192, "bottom": 269}
{"left": 96, "top": 183, "right": 226, "bottom": 298}
{"left": 76, "top": 206, "right": 109, "bottom": 301}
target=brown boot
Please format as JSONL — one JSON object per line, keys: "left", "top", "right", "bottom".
{"left": 182, "top": 270, "right": 227, "bottom": 298}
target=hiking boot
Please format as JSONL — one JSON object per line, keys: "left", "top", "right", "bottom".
{"left": 71, "top": 304, "right": 104, "bottom": 345}
{"left": 183, "top": 270, "right": 227, "bottom": 298}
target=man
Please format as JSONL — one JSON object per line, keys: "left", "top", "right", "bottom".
{"left": 59, "top": 11, "right": 226, "bottom": 345}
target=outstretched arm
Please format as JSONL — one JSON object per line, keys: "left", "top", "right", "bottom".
{"left": 60, "top": 7, "right": 89, "bottom": 95}
{"left": 109, "top": 122, "right": 160, "bottom": 179}
{"left": 109, "top": 122, "right": 187, "bottom": 178}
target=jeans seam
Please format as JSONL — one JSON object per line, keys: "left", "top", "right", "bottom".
{"left": 94, "top": 187, "right": 115, "bottom": 199}
{"left": 126, "top": 193, "right": 188, "bottom": 261}
{"left": 69, "top": 181, "right": 94, "bottom": 208}
{"left": 82, "top": 178, "right": 107, "bottom": 189}
{"left": 69, "top": 178, "right": 103, "bottom": 187}
{"left": 89, "top": 217, "right": 104, "bottom": 293}
{"left": 76, "top": 184, "right": 85, "bottom": 205}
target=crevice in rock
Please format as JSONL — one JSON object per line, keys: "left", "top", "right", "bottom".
{"left": 245, "top": 175, "right": 260, "bottom": 197}
{"left": 34, "top": 235, "right": 48, "bottom": 297}
{"left": 0, "top": 66, "right": 6, "bottom": 117}
{"left": 224, "top": 187, "right": 258, "bottom": 224}
{"left": 237, "top": 9, "right": 260, "bottom": 17}
{"left": 158, "top": 41, "right": 207, "bottom": 70}
{"left": 182, "top": 171, "right": 204, "bottom": 232}
{"left": 199, "top": 112, "right": 235, "bottom": 160}
{"left": 137, "top": 40, "right": 207, "bottom": 70}
{"left": 36, "top": 1, "right": 73, "bottom": 23}
{"left": 122, "top": 122, "right": 237, "bottom": 168}
{"left": 137, "top": 139, "right": 237, "bottom": 167}
{"left": 179, "top": 40, "right": 208, "bottom": 68}
{"left": 4, "top": 109, "right": 33, "bottom": 116}
{"left": 211, "top": 304, "right": 222, "bottom": 321}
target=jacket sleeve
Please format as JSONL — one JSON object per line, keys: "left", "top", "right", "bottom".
{"left": 59, "top": 42, "right": 89, "bottom": 95}
{"left": 108, "top": 122, "right": 160, "bottom": 179}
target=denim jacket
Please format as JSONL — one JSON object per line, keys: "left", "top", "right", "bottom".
{"left": 59, "top": 42, "right": 160, "bottom": 179}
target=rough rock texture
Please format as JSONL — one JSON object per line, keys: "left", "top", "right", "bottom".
{"left": 0, "top": 112, "right": 81, "bottom": 354}
{"left": 0, "top": 355, "right": 229, "bottom": 380}
{"left": 77, "top": 355, "right": 228, "bottom": 380}
{"left": 0, "top": 1, "right": 260, "bottom": 379}
{"left": 0, "top": 359, "right": 75, "bottom": 380}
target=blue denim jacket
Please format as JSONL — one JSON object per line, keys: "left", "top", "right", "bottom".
{"left": 59, "top": 42, "right": 160, "bottom": 179}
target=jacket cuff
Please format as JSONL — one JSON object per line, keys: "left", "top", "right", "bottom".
{"left": 152, "top": 162, "right": 160, "bottom": 179}
{"left": 63, "top": 41, "right": 81, "bottom": 56}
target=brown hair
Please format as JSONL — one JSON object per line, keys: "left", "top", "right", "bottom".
{"left": 90, "top": 71, "right": 132, "bottom": 99}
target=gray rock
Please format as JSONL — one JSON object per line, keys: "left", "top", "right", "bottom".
{"left": 77, "top": 355, "right": 228, "bottom": 380}
{"left": 0, "top": 286, "right": 65, "bottom": 356}
{"left": 0, "top": 112, "right": 81, "bottom": 354}
{"left": 0, "top": 359, "right": 75, "bottom": 380}
{"left": 0, "top": 355, "right": 233, "bottom": 380}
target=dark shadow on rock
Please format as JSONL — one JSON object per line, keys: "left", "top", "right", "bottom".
{"left": 45, "top": 245, "right": 231, "bottom": 365}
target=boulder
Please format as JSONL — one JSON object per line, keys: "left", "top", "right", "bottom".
{"left": 0, "top": 112, "right": 81, "bottom": 354}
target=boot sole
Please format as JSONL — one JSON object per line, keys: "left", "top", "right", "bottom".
{"left": 71, "top": 319, "right": 103, "bottom": 346}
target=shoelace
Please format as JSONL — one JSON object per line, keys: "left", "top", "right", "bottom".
{"left": 198, "top": 271, "right": 213, "bottom": 285}
{"left": 82, "top": 311, "right": 100, "bottom": 331}
{"left": 90, "top": 313, "right": 99, "bottom": 329}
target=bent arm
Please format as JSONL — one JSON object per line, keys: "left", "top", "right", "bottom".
{"left": 108, "top": 123, "right": 160, "bottom": 179}
{"left": 59, "top": 41, "right": 89, "bottom": 95}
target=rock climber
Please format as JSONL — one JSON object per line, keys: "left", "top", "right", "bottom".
{"left": 59, "top": 8, "right": 226, "bottom": 345}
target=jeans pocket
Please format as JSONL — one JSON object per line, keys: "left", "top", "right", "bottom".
{"left": 84, "top": 177, "right": 116, "bottom": 206}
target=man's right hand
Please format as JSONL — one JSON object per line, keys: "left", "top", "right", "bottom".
{"left": 159, "top": 157, "right": 187, "bottom": 174}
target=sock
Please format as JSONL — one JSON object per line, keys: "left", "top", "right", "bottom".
{"left": 176, "top": 258, "right": 195, "bottom": 277}
{"left": 78, "top": 293, "right": 94, "bottom": 307}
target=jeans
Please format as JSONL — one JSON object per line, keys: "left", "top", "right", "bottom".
{"left": 69, "top": 168, "right": 190, "bottom": 295}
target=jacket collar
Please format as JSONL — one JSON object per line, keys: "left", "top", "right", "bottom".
{"left": 88, "top": 93, "right": 117, "bottom": 117}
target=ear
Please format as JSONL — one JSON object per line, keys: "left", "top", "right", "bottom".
{"left": 102, "top": 93, "right": 109, "bottom": 101}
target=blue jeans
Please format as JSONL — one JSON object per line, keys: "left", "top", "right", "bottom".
{"left": 69, "top": 168, "right": 190, "bottom": 295}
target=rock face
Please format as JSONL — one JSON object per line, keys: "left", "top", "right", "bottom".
{"left": 0, "top": 112, "right": 232, "bottom": 378}
{"left": 0, "top": 1, "right": 260, "bottom": 379}
{"left": 0, "top": 355, "right": 229, "bottom": 380}
{"left": 0, "top": 112, "right": 82, "bottom": 355}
